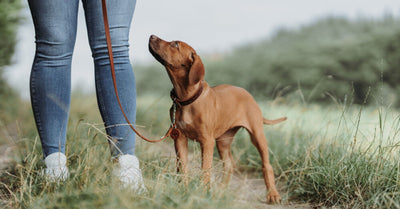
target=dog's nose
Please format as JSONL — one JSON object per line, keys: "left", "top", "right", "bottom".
{"left": 150, "top": 35, "right": 159, "bottom": 40}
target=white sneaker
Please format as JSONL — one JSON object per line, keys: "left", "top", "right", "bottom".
{"left": 114, "top": 154, "right": 147, "bottom": 193}
{"left": 44, "top": 152, "right": 69, "bottom": 182}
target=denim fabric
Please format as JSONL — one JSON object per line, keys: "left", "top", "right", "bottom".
{"left": 28, "top": 0, "right": 137, "bottom": 158}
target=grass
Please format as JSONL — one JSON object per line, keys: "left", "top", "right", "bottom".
{"left": 1, "top": 93, "right": 400, "bottom": 208}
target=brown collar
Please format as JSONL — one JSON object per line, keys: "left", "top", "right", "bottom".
{"left": 170, "top": 82, "right": 204, "bottom": 107}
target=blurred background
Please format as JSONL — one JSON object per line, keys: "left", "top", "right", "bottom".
{"left": 2, "top": 0, "right": 400, "bottom": 106}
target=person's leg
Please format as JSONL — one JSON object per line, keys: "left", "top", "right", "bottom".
{"left": 82, "top": 0, "right": 137, "bottom": 158}
{"left": 28, "top": 0, "right": 79, "bottom": 158}
{"left": 82, "top": 0, "right": 145, "bottom": 192}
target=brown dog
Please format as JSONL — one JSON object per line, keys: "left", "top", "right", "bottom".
{"left": 149, "top": 35, "right": 286, "bottom": 204}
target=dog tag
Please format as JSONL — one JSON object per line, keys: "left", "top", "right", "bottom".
{"left": 170, "top": 128, "right": 180, "bottom": 140}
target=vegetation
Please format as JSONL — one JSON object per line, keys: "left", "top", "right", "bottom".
{"left": 0, "top": 0, "right": 22, "bottom": 123}
{"left": 0, "top": 0, "right": 21, "bottom": 67}
{"left": 136, "top": 16, "right": 400, "bottom": 106}
{"left": 1, "top": 96, "right": 400, "bottom": 208}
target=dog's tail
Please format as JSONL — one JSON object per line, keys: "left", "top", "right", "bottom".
{"left": 263, "top": 117, "right": 287, "bottom": 125}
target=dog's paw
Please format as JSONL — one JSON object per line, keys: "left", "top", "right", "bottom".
{"left": 267, "top": 190, "right": 281, "bottom": 204}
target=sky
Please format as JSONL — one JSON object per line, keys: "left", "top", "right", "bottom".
{"left": 4, "top": 0, "right": 400, "bottom": 99}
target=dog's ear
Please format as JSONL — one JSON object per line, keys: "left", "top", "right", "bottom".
{"left": 188, "top": 52, "right": 205, "bottom": 85}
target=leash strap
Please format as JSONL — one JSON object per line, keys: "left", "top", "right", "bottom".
{"left": 101, "top": 0, "right": 174, "bottom": 143}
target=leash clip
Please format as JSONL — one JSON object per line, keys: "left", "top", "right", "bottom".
{"left": 171, "top": 102, "right": 177, "bottom": 128}
{"left": 170, "top": 102, "right": 180, "bottom": 140}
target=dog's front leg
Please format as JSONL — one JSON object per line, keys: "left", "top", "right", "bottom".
{"left": 174, "top": 133, "right": 188, "bottom": 184}
{"left": 199, "top": 139, "right": 215, "bottom": 188}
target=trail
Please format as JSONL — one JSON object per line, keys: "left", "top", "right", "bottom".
{"left": 0, "top": 123, "right": 18, "bottom": 171}
{"left": 0, "top": 145, "right": 12, "bottom": 170}
{"left": 0, "top": 144, "right": 14, "bottom": 207}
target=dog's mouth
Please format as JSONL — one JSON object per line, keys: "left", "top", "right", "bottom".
{"left": 149, "top": 35, "right": 166, "bottom": 65}
{"left": 149, "top": 45, "right": 165, "bottom": 65}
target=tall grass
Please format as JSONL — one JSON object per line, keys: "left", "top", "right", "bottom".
{"left": 284, "top": 104, "right": 400, "bottom": 208}
{"left": 1, "top": 94, "right": 399, "bottom": 208}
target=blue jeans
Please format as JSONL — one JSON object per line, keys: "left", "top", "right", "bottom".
{"left": 28, "top": 0, "right": 137, "bottom": 158}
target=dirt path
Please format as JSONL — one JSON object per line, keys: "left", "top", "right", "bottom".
{"left": 228, "top": 174, "right": 310, "bottom": 209}
{"left": 0, "top": 145, "right": 13, "bottom": 171}
{"left": 0, "top": 122, "right": 19, "bottom": 171}
{"left": 0, "top": 144, "right": 14, "bottom": 207}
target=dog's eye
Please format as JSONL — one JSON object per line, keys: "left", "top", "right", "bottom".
{"left": 172, "top": 41, "right": 179, "bottom": 48}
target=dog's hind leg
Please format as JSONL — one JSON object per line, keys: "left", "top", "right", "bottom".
{"left": 216, "top": 127, "right": 240, "bottom": 186}
{"left": 248, "top": 125, "right": 281, "bottom": 204}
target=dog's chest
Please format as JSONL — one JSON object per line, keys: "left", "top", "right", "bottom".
{"left": 177, "top": 119, "right": 192, "bottom": 129}
{"left": 175, "top": 112, "right": 201, "bottom": 138}
{"left": 177, "top": 117, "right": 196, "bottom": 133}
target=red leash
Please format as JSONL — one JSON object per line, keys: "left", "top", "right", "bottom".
{"left": 101, "top": 0, "right": 177, "bottom": 142}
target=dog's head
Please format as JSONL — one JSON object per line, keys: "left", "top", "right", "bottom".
{"left": 149, "top": 35, "right": 205, "bottom": 96}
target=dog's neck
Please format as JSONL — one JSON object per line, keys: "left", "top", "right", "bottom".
{"left": 170, "top": 81, "right": 204, "bottom": 106}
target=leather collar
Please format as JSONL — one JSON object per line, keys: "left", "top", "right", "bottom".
{"left": 170, "top": 82, "right": 204, "bottom": 107}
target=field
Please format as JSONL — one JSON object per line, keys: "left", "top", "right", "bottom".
{"left": 0, "top": 92, "right": 399, "bottom": 209}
